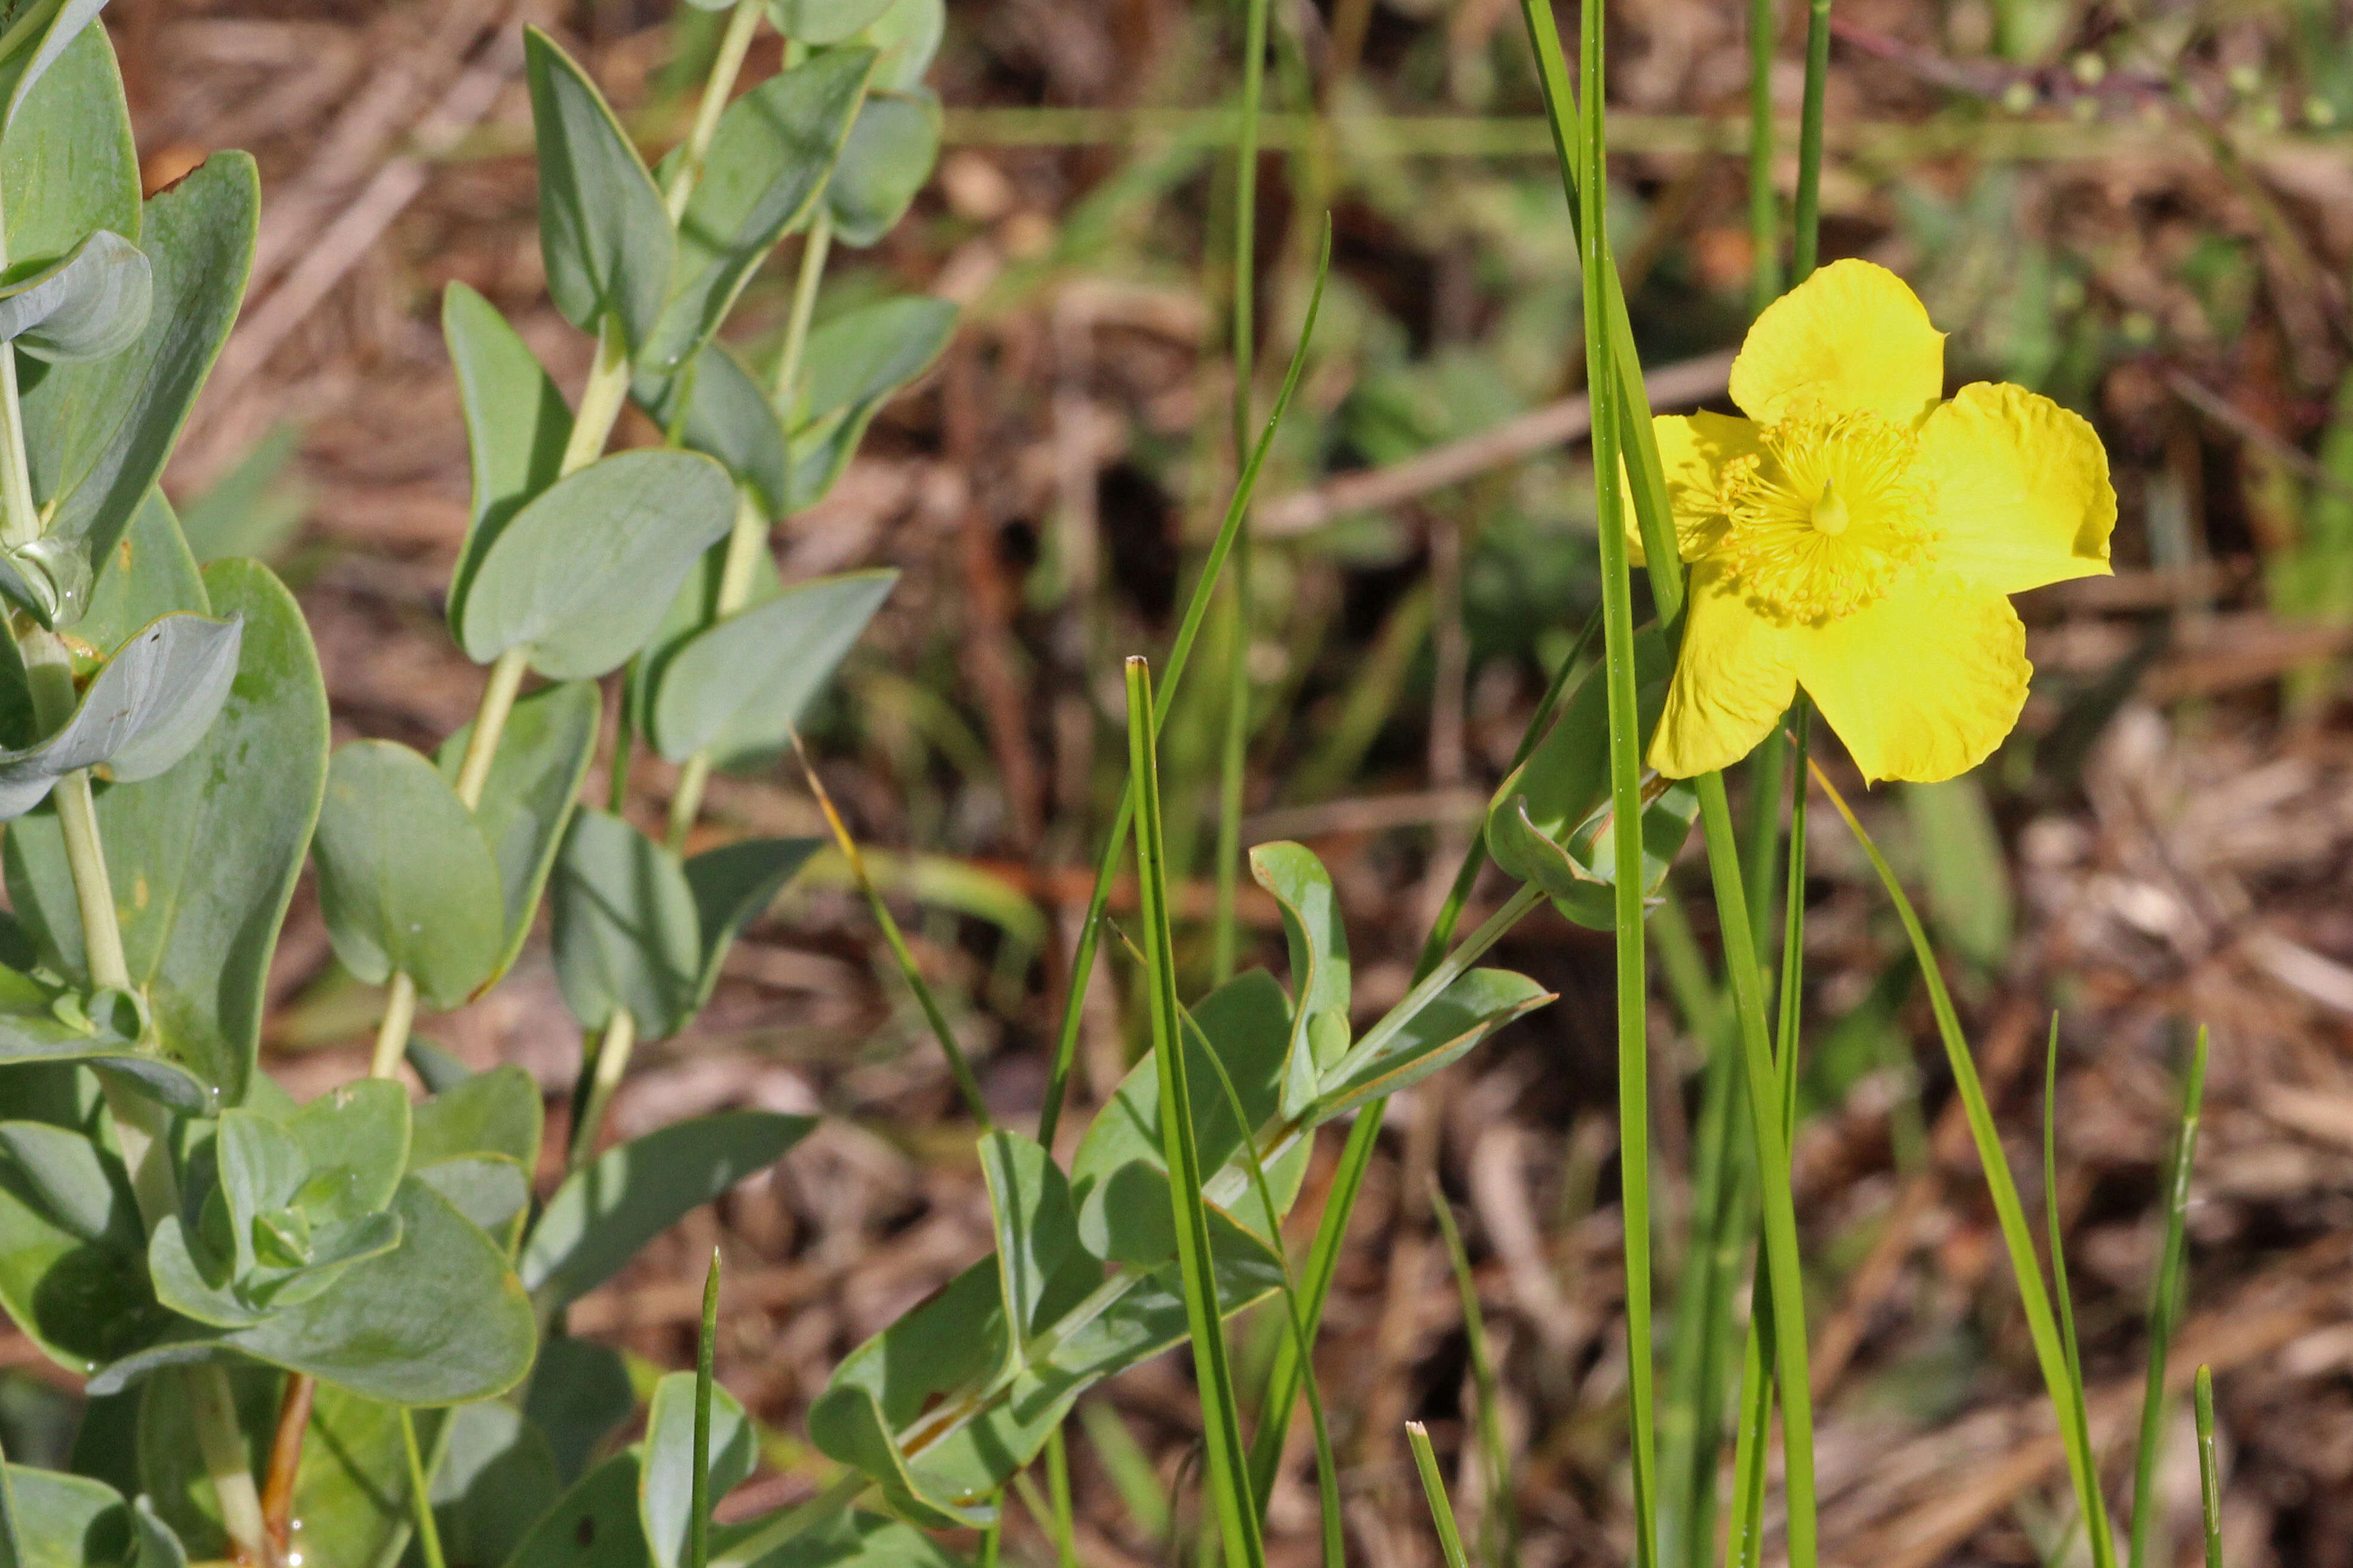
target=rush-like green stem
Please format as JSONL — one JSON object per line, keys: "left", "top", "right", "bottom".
{"left": 1695, "top": 772, "right": 1819, "bottom": 1568}
{"left": 2130, "top": 1026, "right": 2209, "bottom": 1568}
{"left": 189, "top": 1361, "right": 272, "bottom": 1566}
{"left": 1747, "top": 0, "right": 1782, "bottom": 314}
{"left": 690, "top": 1250, "right": 722, "bottom": 1568}
{"left": 1405, "top": 1423, "right": 1472, "bottom": 1568}
{"left": 1035, "top": 223, "right": 1330, "bottom": 1149}
{"left": 1124, "top": 655, "right": 1267, "bottom": 1568}
{"left": 568, "top": 1007, "right": 639, "bottom": 1174}
{"left": 1793, "top": 0, "right": 1832, "bottom": 281}
{"left": 1211, "top": 0, "right": 1272, "bottom": 984}
{"left": 1044, "top": 1428, "right": 1079, "bottom": 1568}
{"left": 2195, "top": 1367, "right": 2222, "bottom": 1567}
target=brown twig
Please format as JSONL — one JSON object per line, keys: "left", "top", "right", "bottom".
{"left": 259, "top": 1372, "right": 318, "bottom": 1564}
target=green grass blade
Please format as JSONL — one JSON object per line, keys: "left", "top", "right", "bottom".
{"left": 1212, "top": 0, "right": 1274, "bottom": 986}
{"left": 1813, "top": 762, "right": 2116, "bottom": 1566}
{"left": 1432, "top": 1185, "right": 1516, "bottom": 1567}
{"left": 2128, "top": 1026, "right": 2210, "bottom": 1568}
{"left": 1124, "top": 655, "right": 1269, "bottom": 1568}
{"left": 401, "top": 1409, "right": 449, "bottom": 1568}
{"left": 1044, "top": 1428, "right": 1079, "bottom": 1568}
{"left": 1726, "top": 1316, "right": 1772, "bottom": 1568}
{"left": 1080, "top": 1401, "right": 1172, "bottom": 1545}
{"left": 1035, "top": 222, "right": 1331, "bottom": 1148}
{"left": 2195, "top": 1367, "right": 2222, "bottom": 1568}
{"left": 689, "top": 1249, "right": 721, "bottom": 1568}
{"left": 1693, "top": 773, "right": 1819, "bottom": 1568}
{"left": 1407, "top": 1423, "right": 1474, "bottom": 1568}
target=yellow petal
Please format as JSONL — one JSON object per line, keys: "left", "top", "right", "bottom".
{"left": 1652, "top": 412, "right": 1760, "bottom": 562}
{"left": 1728, "top": 260, "right": 1945, "bottom": 428}
{"left": 1793, "top": 567, "right": 2027, "bottom": 784}
{"left": 1648, "top": 559, "right": 1798, "bottom": 778}
{"left": 1920, "top": 381, "right": 2115, "bottom": 594}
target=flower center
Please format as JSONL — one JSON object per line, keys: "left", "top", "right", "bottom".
{"left": 1715, "top": 410, "right": 1936, "bottom": 623}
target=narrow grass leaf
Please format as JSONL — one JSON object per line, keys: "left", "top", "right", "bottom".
{"left": 1431, "top": 1186, "right": 1515, "bottom": 1567}
{"left": 1406, "top": 1423, "right": 1472, "bottom": 1568}
{"left": 2129, "top": 1025, "right": 2209, "bottom": 1568}
{"left": 2195, "top": 1366, "right": 2221, "bottom": 1568}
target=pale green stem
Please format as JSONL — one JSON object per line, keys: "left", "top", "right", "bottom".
{"left": 369, "top": 972, "right": 421, "bottom": 1080}
{"left": 0, "top": 350, "right": 39, "bottom": 550}
{"left": 569, "top": 1007, "right": 639, "bottom": 1175}
{"left": 664, "top": 0, "right": 765, "bottom": 222}
{"left": 561, "top": 314, "right": 636, "bottom": 479}
{"left": 451, "top": 645, "right": 529, "bottom": 811}
{"left": 189, "top": 1361, "right": 271, "bottom": 1564}
{"left": 402, "top": 1409, "right": 449, "bottom": 1568}
{"left": 770, "top": 214, "right": 833, "bottom": 414}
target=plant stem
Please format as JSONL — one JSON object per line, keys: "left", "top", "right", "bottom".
{"left": 451, "top": 646, "right": 529, "bottom": 811}
{"left": 664, "top": 0, "right": 764, "bottom": 222}
{"left": 1211, "top": 0, "right": 1272, "bottom": 985}
{"left": 791, "top": 731, "right": 992, "bottom": 1127}
{"left": 189, "top": 1362, "right": 272, "bottom": 1566}
{"left": 569, "top": 1007, "right": 638, "bottom": 1174}
{"left": 1044, "top": 1428, "right": 1079, "bottom": 1568}
{"left": 259, "top": 1372, "right": 318, "bottom": 1562}
{"left": 1747, "top": 0, "right": 1781, "bottom": 315}
{"left": 690, "top": 1250, "right": 721, "bottom": 1568}
{"left": 2195, "top": 1366, "right": 2222, "bottom": 1567}
{"left": 369, "top": 972, "right": 421, "bottom": 1080}
{"left": 665, "top": 212, "right": 833, "bottom": 846}
{"left": 561, "top": 314, "right": 636, "bottom": 478}
{"left": 1792, "top": 0, "right": 1832, "bottom": 281}
{"left": 2130, "top": 1026, "right": 2209, "bottom": 1568}
{"left": 1034, "top": 225, "right": 1330, "bottom": 1147}
{"left": 1405, "top": 1423, "right": 1472, "bottom": 1568}
{"left": 401, "top": 1409, "right": 449, "bottom": 1568}
{"left": 1693, "top": 774, "right": 1819, "bottom": 1568}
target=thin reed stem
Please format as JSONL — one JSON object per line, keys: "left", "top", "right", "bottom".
{"left": 1793, "top": 0, "right": 1832, "bottom": 281}
{"left": 1034, "top": 224, "right": 1331, "bottom": 1148}
{"left": 2130, "top": 1025, "right": 2210, "bottom": 1568}
{"left": 1406, "top": 1423, "right": 1472, "bottom": 1568}
{"left": 690, "top": 1250, "right": 721, "bottom": 1568}
{"left": 1123, "top": 655, "right": 1267, "bottom": 1568}
{"left": 402, "top": 1409, "right": 449, "bottom": 1568}
{"left": 2195, "top": 1367, "right": 2222, "bottom": 1567}
{"left": 1747, "top": 0, "right": 1781, "bottom": 314}
{"left": 1211, "top": 0, "right": 1273, "bottom": 984}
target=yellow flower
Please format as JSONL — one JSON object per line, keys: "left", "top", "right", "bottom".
{"left": 1643, "top": 259, "right": 2116, "bottom": 785}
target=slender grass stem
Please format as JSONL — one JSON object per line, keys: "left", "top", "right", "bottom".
{"left": 1044, "top": 1428, "right": 1079, "bottom": 1568}
{"left": 791, "top": 731, "right": 992, "bottom": 1127}
{"left": 2044, "top": 1019, "right": 2111, "bottom": 1568}
{"left": 1211, "top": 0, "right": 1273, "bottom": 985}
{"left": 1124, "top": 655, "right": 1268, "bottom": 1568}
{"left": 1812, "top": 760, "right": 2116, "bottom": 1562}
{"left": 1432, "top": 1184, "right": 1515, "bottom": 1567}
{"left": 2129, "top": 1026, "right": 2209, "bottom": 1568}
{"left": 1035, "top": 224, "right": 1330, "bottom": 1148}
{"left": 1694, "top": 774, "right": 1818, "bottom": 1568}
{"left": 1406, "top": 1423, "right": 1473, "bottom": 1568}
{"left": 1793, "top": 0, "right": 1832, "bottom": 281}
{"left": 400, "top": 1409, "right": 449, "bottom": 1568}
{"left": 2195, "top": 1367, "right": 2222, "bottom": 1567}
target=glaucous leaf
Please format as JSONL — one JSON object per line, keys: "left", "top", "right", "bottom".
{"left": 0, "top": 1095, "right": 164, "bottom": 1374}
{"left": 525, "top": 26, "right": 672, "bottom": 351}
{"left": 823, "top": 89, "right": 939, "bottom": 247}
{"left": 648, "top": 569, "right": 895, "bottom": 765}
{"left": 857, "top": 0, "right": 945, "bottom": 92}
{"left": 709, "top": 1509, "right": 965, "bottom": 1568}
{"left": 682, "top": 836, "right": 819, "bottom": 1009}
{"left": 5, "top": 561, "right": 327, "bottom": 1112}
{"left": 313, "top": 740, "right": 503, "bottom": 1007}
{"left": 89, "top": 1176, "right": 535, "bottom": 1406}
{"left": 409, "top": 1064, "right": 543, "bottom": 1171}
{"left": 639, "top": 342, "right": 788, "bottom": 518}
{"left": 76, "top": 492, "right": 205, "bottom": 661}
{"left": 171, "top": 422, "right": 304, "bottom": 564}
{"left": 437, "top": 679, "right": 599, "bottom": 992}
{"left": 1070, "top": 969, "right": 1303, "bottom": 1264}
{"left": 3, "top": 1460, "right": 185, "bottom": 1568}
{"left": 641, "top": 1370, "right": 755, "bottom": 1568}
{"left": 505, "top": 1452, "right": 648, "bottom": 1568}
{"left": 978, "top": 1129, "right": 1078, "bottom": 1373}
{"left": 410, "top": 1154, "right": 531, "bottom": 1251}
{"left": 0, "top": 14, "right": 138, "bottom": 260}
{"left": 1309, "top": 968, "right": 1553, "bottom": 1121}
{"left": 641, "top": 48, "right": 871, "bottom": 373}
{"left": 549, "top": 809, "right": 700, "bottom": 1040}
{"left": 0, "top": 229, "right": 150, "bottom": 362}
{"left": 519, "top": 1110, "right": 813, "bottom": 1311}
{"left": 443, "top": 283, "right": 571, "bottom": 636}
{"left": 430, "top": 1400, "right": 562, "bottom": 1568}
{"left": 525, "top": 1336, "right": 634, "bottom": 1487}
{"left": 783, "top": 296, "right": 955, "bottom": 508}
{"left": 1248, "top": 841, "right": 1351, "bottom": 1119}
{"left": 0, "top": 611, "right": 238, "bottom": 824}
{"left": 0, "top": 0, "right": 113, "bottom": 127}
{"left": 19, "top": 154, "right": 256, "bottom": 627}
{"left": 457, "top": 449, "right": 734, "bottom": 679}
{"left": 765, "top": 0, "right": 895, "bottom": 45}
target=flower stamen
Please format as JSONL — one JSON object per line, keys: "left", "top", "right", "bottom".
{"left": 1713, "top": 409, "right": 1935, "bottom": 624}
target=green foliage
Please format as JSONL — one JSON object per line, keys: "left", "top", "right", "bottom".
{"left": 2, "top": 1460, "right": 183, "bottom": 1568}
{"left": 649, "top": 569, "right": 895, "bottom": 764}
{"left": 437, "top": 681, "right": 600, "bottom": 991}
{"left": 785, "top": 297, "right": 955, "bottom": 507}
{"left": 0, "top": 612, "right": 239, "bottom": 820}
{"left": 0, "top": 13, "right": 139, "bottom": 262}
{"left": 314, "top": 742, "right": 504, "bottom": 1008}
{"left": 823, "top": 90, "right": 940, "bottom": 247}
{"left": 525, "top": 27, "right": 673, "bottom": 352}
{"left": 0, "top": 230, "right": 149, "bottom": 364}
